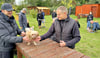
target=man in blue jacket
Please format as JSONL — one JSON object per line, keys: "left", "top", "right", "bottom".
{"left": 19, "top": 8, "right": 27, "bottom": 31}
{"left": 0, "top": 3, "right": 31, "bottom": 58}
{"left": 35, "top": 6, "right": 81, "bottom": 49}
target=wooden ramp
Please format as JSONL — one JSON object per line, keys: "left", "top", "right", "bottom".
{"left": 16, "top": 39, "right": 90, "bottom": 58}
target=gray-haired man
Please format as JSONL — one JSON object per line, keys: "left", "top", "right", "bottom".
{"left": 0, "top": 3, "right": 30, "bottom": 58}
{"left": 19, "top": 8, "right": 27, "bottom": 31}
{"left": 35, "top": 6, "right": 81, "bottom": 49}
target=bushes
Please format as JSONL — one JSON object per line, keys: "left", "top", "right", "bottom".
{"left": 29, "top": 9, "right": 38, "bottom": 18}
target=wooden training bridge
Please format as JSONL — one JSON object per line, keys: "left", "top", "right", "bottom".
{"left": 16, "top": 39, "right": 90, "bottom": 58}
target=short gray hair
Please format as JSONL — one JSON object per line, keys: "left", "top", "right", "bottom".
{"left": 22, "top": 8, "right": 26, "bottom": 11}
{"left": 57, "top": 6, "right": 68, "bottom": 13}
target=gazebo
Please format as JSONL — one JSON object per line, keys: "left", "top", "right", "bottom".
{"left": 27, "top": 6, "right": 50, "bottom": 15}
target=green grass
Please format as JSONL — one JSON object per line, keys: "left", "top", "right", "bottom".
{"left": 15, "top": 14, "right": 100, "bottom": 58}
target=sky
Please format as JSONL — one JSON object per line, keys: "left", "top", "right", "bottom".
{"left": 15, "top": 0, "right": 24, "bottom": 5}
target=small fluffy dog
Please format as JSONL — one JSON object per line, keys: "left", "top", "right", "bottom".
{"left": 25, "top": 27, "right": 39, "bottom": 45}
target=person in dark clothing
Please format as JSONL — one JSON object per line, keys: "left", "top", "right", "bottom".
{"left": 0, "top": 3, "right": 31, "bottom": 58}
{"left": 41, "top": 9, "right": 45, "bottom": 27}
{"left": 35, "top": 6, "right": 81, "bottom": 49}
{"left": 87, "top": 12, "right": 93, "bottom": 29}
{"left": 52, "top": 10, "right": 57, "bottom": 19}
{"left": 87, "top": 12, "right": 93, "bottom": 22}
{"left": 75, "top": 19, "right": 80, "bottom": 28}
{"left": 37, "top": 11, "right": 43, "bottom": 29}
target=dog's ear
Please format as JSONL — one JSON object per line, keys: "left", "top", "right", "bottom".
{"left": 25, "top": 28, "right": 30, "bottom": 32}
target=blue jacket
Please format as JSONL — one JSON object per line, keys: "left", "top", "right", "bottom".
{"left": 19, "top": 12, "right": 27, "bottom": 27}
{"left": 41, "top": 12, "right": 45, "bottom": 19}
{"left": 92, "top": 22, "right": 100, "bottom": 31}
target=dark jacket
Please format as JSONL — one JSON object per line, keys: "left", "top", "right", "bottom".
{"left": 0, "top": 12, "right": 23, "bottom": 52}
{"left": 52, "top": 12, "right": 57, "bottom": 18}
{"left": 19, "top": 12, "right": 27, "bottom": 27}
{"left": 41, "top": 16, "right": 81, "bottom": 49}
{"left": 87, "top": 14, "right": 93, "bottom": 22}
{"left": 76, "top": 21, "right": 80, "bottom": 28}
{"left": 37, "top": 13, "right": 43, "bottom": 21}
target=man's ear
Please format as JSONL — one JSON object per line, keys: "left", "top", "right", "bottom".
{"left": 1, "top": 10, "right": 6, "bottom": 13}
{"left": 1, "top": 10, "right": 4, "bottom": 12}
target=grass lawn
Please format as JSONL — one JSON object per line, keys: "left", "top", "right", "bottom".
{"left": 15, "top": 14, "right": 100, "bottom": 58}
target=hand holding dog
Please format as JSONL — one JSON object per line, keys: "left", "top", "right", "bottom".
{"left": 33, "top": 36, "right": 41, "bottom": 42}
{"left": 23, "top": 36, "right": 31, "bottom": 42}
{"left": 21, "top": 31, "right": 26, "bottom": 37}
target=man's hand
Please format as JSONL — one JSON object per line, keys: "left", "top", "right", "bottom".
{"left": 23, "top": 36, "right": 31, "bottom": 42}
{"left": 21, "top": 31, "right": 26, "bottom": 37}
{"left": 34, "top": 36, "right": 41, "bottom": 42}
{"left": 20, "top": 27, "right": 22, "bottom": 29}
{"left": 59, "top": 40, "right": 66, "bottom": 47}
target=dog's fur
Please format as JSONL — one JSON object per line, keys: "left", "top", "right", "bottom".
{"left": 25, "top": 27, "right": 39, "bottom": 45}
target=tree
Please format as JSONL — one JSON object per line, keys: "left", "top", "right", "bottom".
{"left": 3, "top": 0, "right": 15, "bottom": 4}
{"left": 0, "top": 0, "right": 4, "bottom": 9}
{"left": 61, "top": 0, "right": 73, "bottom": 8}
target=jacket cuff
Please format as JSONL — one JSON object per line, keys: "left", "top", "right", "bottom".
{"left": 66, "top": 42, "right": 71, "bottom": 47}
{"left": 17, "top": 36, "right": 23, "bottom": 43}
{"left": 40, "top": 36, "right": 45, "bottom": 41}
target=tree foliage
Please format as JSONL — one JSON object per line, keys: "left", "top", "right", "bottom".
{"left": 1, "top": 0, "right": 100, "bottom": 14}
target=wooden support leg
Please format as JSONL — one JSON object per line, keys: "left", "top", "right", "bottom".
{"left": 16, "top": 47, "right": 22, "bottom": 58}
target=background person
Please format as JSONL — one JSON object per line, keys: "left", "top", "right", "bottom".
{"left": 37, "top": 11, "right": 43, "bottom": 29}
{"left": 87, "top": 12, "right": 93, "bottom": 30}
{"left": 41, "top": 9, "right": 45, "bottom": 27}
{"left": 52, "top": 10, "right": 57, "bottom": 20}
{"left": 88, "top": 20, "right": 100, "bottom": 32}
{"left": 19, "top": 8, "right": 27, "bottom": 31}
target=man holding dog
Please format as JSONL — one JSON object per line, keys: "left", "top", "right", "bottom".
{"left": 0, "top": 3, "right": 31, "bottom": 58}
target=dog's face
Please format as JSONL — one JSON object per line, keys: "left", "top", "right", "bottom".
{"left": 30, "top": 31, "right": 39, "bottom": 40}
{"left": 25, "top": 28, "right": 39, "bottom": 40}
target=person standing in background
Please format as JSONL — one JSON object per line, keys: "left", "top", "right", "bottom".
{"left": 52, "top": 10, "right": 57, "bottom": 20}
{"left": 37, "top": 11, "right": 43, "bottom": 29}
{"left": 19, "top": 8, "right": 27, "bottom": 31}
{"left": 87, "top": 12, "right": 93, "bottom": 30}
{"left": 41, "top": 9, "right": 45, "bottom": 27}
